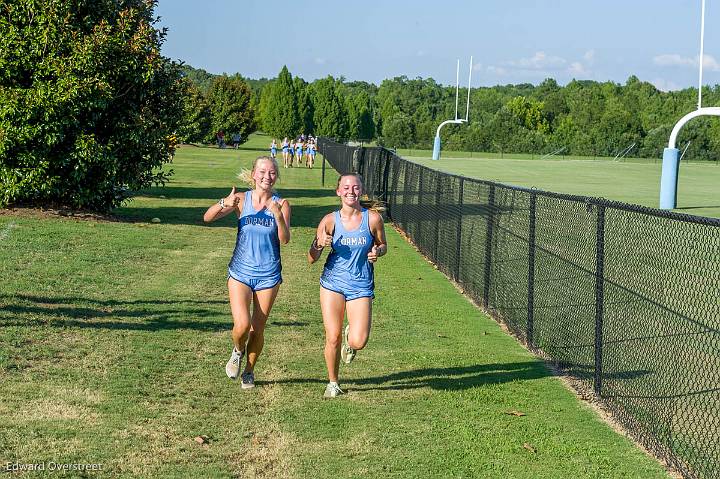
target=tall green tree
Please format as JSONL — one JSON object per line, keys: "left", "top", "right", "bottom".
{"left": 505, "top": 96, "right": 550, "bottom": 133}
{"left": 596, "top": 97, "right": 643, "bottom": 156}
{"left": 178, "top": 79, "right": 212, "bottom": 143}
{"left": 243, "top": 77, "right": 270, "bottom": 127}
{"left": 180, "top": 64, "right": 216, "bottom": 94}
{"left": 311, "top": 76, "right": 347, "bottom": 139}
{"left": 294, "top": 76, "right": 314, "bottom": 135}
{"left": 261, "top": 66, "right": 300, "bottom": 138}
{"left": 206, "top": 75, "right": 256, "bottom": 143}
{"left": 487, "top": 106, "right": 520, "bottom": 156}
{"left": 381, "top": 113, "right": 413, "bottom": 148}
{"left": 0, "top": 0, "right": 186, "bottom": 210}
{"left": 346, "top": 91, "right": 375, "bottom": 141}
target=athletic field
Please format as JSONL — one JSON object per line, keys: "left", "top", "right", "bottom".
{"left": 398, "top": 149, "right": 720, "bottom": 220}
{"left": 0, "top": 134, "right": 670, "bottom": 477}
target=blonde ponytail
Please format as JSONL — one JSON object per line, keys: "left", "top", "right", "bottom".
{"left": 360, "top": 195, "right": 387, "bottom": 215}
{"left": 237, "top": 168, "right": 255, "bottom": 187}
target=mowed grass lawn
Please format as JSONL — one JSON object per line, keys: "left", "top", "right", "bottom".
{"left": 0, "top": 134, "right": 670, "bottom": 478}
{"left": 399, "top": 148, "right": 720, "bottom": 219}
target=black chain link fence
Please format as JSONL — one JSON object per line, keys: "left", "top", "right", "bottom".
{"left": 318, "top": 137, "right": 720, "bottom": 479}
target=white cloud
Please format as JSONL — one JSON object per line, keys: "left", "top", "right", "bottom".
{"left": 651, "top": 78, "right": 682, "bottom": 92}
{"left": 472, "top": 61, "right": 483, "bottom": 72}
{"left": 653, "top": 54, "right": 695, "bottom": 67}
{"left": 487, "top": 66, "right": 507, "bottom": 76}
{"left": 416, "top": 50, "right": 425, "bottom": 57}
{"left": 568, "top": 62, "right": 589, "bottom": 77}
{"left": 489, "top": 51, "right": 594, "bottom": 79}
{"left": 314, "top": 57, "right": 326, "bottom": 65}
{"left": 653, "top": 53, "right": 720, "bottom": 71}
{"left": 702, "top": 54, "right": 720, "bottom": 70}
{"left": 506, "top": 51, "right": 567, "bottom": 70}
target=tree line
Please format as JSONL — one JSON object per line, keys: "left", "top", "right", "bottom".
{"left": 182, "top": 64, "right": 720, "bottom": 161}
{"left": 3, "top": 0, "right": 718, "bottom": 212}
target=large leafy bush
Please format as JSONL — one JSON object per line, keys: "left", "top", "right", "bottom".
{"left": 0, "top": 0, "right": 185, "bottom": 210}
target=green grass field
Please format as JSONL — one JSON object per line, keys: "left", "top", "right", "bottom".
{"left": 0, "top": 134, "right": 671, "bottom": 477}
{"left": 396, "top": 148, "right": 720, "bottom": 219}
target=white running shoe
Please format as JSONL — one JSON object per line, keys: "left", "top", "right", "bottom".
{"left": 323, "top": 382, "right": 345, "bottom": 398}
{"left": 225, "top": 347, "right": 243, "bottom": 380}
{"left": 241, "top": 371, "right": 255, "bottom": 389}
{"left": 340, "top": 324, "right": 356, "bottom": 364}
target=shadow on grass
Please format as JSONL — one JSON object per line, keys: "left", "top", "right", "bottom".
{"left": 0, "top": 293, "right": 311, "bottom": 332}
{"left": 237, "top": 146, "right": 275, "bottom": 153}
{"left": 113, "top": 205, "right": 338, "bottom": 228}
{"left": 114, "top": 187, "right": 338, "bottom": 227}
{"left": 262, "top": 361, "right": 551, "bottom": 391}
{"left": 113, "top": 206, "right": 211, "bottom": 226}
{"left": 0, "top": 293, "right": 227, "bottom": 332}
{"left": 350, "top": 361, "right": 550, "bottom": 391}
{"left": 262, "top": 359, "right": 653, "bottom": 392}
{"left": 0, "top": 293, "right": 225, "bottom": 306}
{"left": 268, "top": 321, "right": 309, "bottom": 327}
{"left": 549, "top": 360, "right": 652, "bottom": 382}
{"left": 136, "top": 187, "right": 334, "bottom": 201}
{"left": 178, "top": 144, "right": 266, "bottom": 152}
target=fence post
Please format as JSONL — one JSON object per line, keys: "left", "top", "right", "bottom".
{"left": 322, "top": 153, "right": 326, "bottom": 187}
{"left": 352, "top": 148, "right": 360, "bottom": 173}
{"left": 594, "top": 204, "right": 606, "bottom": 396}
{"left": 402, "top": 161, "right": 409, "bottom": 228}
{"left": 454, "top": 178, "right": 464, "bottom": 282}
{"left": 483, "top": 184, "right": 495, "bottom": 309}
{"left": 527, "top": 192, "right": 536, "bottom": 348}
{"left": 382, "top": 150, "right": 391, "bottom": 205}
{"left": 389, "top": 154, "right": 397, "bottom": 221}
{"left": 417, "top": 167, "right": 424, "bottom": 250}
{"left": 433, "top": 174, "right": 441, "bottom": 260}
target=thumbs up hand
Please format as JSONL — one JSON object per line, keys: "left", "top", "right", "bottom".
{"left": 368, "top": 244, "right": 379, "bottom": 263}
{"left": 267, "top": 198, "right": 283, "bottom": 217}
{"left": 224, "top": 186, "right": 240, "bottom": 208}
{"left": 317, "top": 228, "right": 333, "bottom": 248}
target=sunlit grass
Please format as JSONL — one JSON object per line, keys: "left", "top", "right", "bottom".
{"left": 0, "top": 134, "right": 669, "bottom": 477}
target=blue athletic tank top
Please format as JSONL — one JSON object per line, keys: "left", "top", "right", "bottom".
{"left": 321, "top": 209, "right": 374, "bottom": 291}
{"left": 228, "top": 190, "right": 282, "bottom": 278}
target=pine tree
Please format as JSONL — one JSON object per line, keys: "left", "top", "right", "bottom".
{"left": 261, "top": 66, "right": 301, "bottom": 138}
{"left": 347, "top": 92, "right": 375, "bottom": 140}
{"left": 312, "top": 76, "right": 348, "bottom": 139}
{"left": 294, "top": 77, "right": 314, "bottom": 135}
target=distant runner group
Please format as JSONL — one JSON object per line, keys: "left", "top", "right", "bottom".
{"left": 271, "top": 134, "right": 317, "bottom": 168}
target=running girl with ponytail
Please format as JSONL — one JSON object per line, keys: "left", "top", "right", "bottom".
{"left": 203, "top": 156, "right": 291, "bottom": 389}
{"left": 281, "top": 137, "right": 290, "bottom": 168}
{"left": 307, "top": 173, "right": 387, "bottom": 398}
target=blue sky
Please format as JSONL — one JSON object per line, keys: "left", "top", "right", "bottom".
{"left": 156, "top": 0, "right": 720, "bottom": 91}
